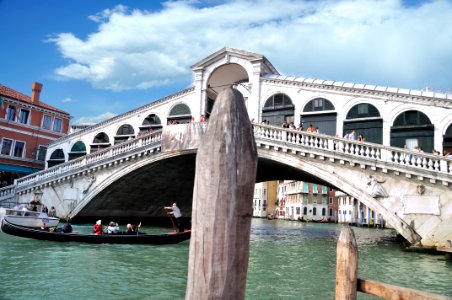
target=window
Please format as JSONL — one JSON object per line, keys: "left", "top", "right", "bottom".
{"left": 1, "top": 138, "right": 13, "bottom": 155}
{"left": 42, "top": 115, "right": 52, "bottom": 130}
{"left": 6, "top": 106, "right": 16, "bottom": 121}
{"left": 37, "top": 145, "right": 47, "bottom": 161}
{"left": 329, "top": 197, "right": 333, "bottom": 204}
{"left": 322, "top": 208, "right": 326, "bottom": 216}
{"left": 19, "top": 109, "right": 30, "bottom": 124}
{"left": 313, "top": 184, "right": 318, "bottom": 193}
{"left": 303, "top": 207, "right": 307, "bottom": 214}
{"left": 13, "top": 141, "right": 25, "bottom": 158}
{"left": 322, "top": 195, "right": 327, "bottom": 204}
{"left": 313, "top": 207, "right": 317, "bottom": 216}
{"left": 303, "top": 194, "right": 308, "bottom": 204}
{"left": 53, "top": 118, "right": 62, "bottom": 132}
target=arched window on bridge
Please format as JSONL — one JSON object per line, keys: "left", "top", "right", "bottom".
{"left": 139, "top": 114, "right": 162, "bottom": 134}
{"left": 91, "top": 132, "right": 111, "bottom": 153}
{"left": 262, "top": 93, "right": 294, "bottom": 126}
{"left": 443, "top": 124, "right": 452, "bottom": 155}
{"left": 301, "top": 98, "right": 336, "bottom": 135}
{"left": 47, "top": 149, "right": 65, "bottom": 168}
{"left": 68, "top": 141, "right": 87, "bottom": 161}
{"left": 391, "top": 110, "right": 434, "bottom": 153}
{"left": 167, "top": 103, "right": 192, "bottom": 124}
{"left": 114, "top": 124, "right": 135, "bottom": 144}
{"left": 344, "top": 103, "right": 382, "bottom": 143}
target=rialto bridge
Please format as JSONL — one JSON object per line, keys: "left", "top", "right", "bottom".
{"left": 1, "top": 47, "right": 452, "bottom": 248}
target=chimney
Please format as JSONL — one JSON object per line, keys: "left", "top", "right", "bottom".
{"left": 31, "top": 82, "right": 43, "bottom": 104}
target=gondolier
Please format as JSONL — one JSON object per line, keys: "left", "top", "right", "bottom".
{"left": 164, "top": 203, "right": 184, "bottom": 232}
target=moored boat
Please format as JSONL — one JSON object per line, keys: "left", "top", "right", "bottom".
{"left": 2, "top": 208, "right": 59, "bottom": 228}
{"left": 1, "top": 218, "right": 191, "bottom": 245}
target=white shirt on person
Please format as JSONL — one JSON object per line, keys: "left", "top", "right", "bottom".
{"left": 172, "top": 206, "right": 182, "bottom": 218}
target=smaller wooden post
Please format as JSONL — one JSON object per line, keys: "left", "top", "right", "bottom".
{"left": 335, "top": 226, "right": 358, "bottom": 300}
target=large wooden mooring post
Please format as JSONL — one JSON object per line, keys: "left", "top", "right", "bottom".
{"left": 335, "top": 226, "right": 358, "bottom": 300}
{"left": 186, "top": 87, "right": 258, "bottom": 300}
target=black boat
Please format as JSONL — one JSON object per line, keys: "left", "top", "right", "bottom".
{"left": 1, "top": 219, "right": 191, "bottom": 245}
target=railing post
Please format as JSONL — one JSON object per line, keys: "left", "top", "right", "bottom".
{"left": 336, "top": 226, "right": 358, "bottom": 300}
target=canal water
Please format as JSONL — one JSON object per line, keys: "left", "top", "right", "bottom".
{"left": 0, "top": 218, "right": 451, "bottom": 300}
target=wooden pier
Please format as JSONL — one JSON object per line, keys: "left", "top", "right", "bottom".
{"left": 336, "top": 227, "right": 452, "bottom": 300}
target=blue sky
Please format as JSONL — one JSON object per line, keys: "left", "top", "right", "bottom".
{"left": 1, "top": 0, "right": 451, "bottom": 124}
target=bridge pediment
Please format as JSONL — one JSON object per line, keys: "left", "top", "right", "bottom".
{"left": 191, "top": 47, "right": 279, "bottom": 75}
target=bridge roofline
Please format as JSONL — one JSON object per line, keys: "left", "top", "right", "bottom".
{"left": 262, "top": 74, "right": 452, "bottom": 106}
{"left": 49, "top": 86, "right": 195, "bottom": 147}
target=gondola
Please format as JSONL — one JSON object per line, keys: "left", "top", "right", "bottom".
{"left": 1, "top": 219, "right": 191, "bottom": 245}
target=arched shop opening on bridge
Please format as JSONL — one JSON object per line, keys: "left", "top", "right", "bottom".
{"left": 167, "top": 103, "right": 192, "bottom": 124}
{"left": 114, "top": 124, "right": 135, "bottom": 144}
{"left": 301, "top": 98, "right": 336, "bottom": 135}
{"left": 140, "top": 114, "right": 162, "bottom": 134}
{"left": 68, "top": 141, "right": 87, "bottom": 161}
{"left": 47, "top": 149, "right": 65, "bottom": 168}
{"left": 91, "top": 132, "right": 111, "bottom": 153}
{"left": 205, "top": 63, "right": 250, "bottom": 119}
{"left": 390, "top": 110, "right": 434, "bottom": 153}
{"left": 262, "top": 93, "right": 295, "bottom": 126}
{"left": 443, "top": 123, "right": 452, "bottom": 155}
{"left": 343, "top": 103, "right": 383, "bottom": 144}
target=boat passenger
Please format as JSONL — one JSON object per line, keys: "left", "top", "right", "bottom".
{"left": 62, "top": 223, "right": 73, "bottom": 233}
{"left": 48, "top": 206, "right": 57, "bottom": 217}
{"left": 107, "top": 222, "right": 120, "bottom": 234}
{"left": 125, "top": 223, "right": 137, "bottom": 234}
{"left": 93, "top": 220, "right": 103, "bottom": 234}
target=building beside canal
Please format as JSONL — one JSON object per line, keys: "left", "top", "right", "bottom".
{"left": 336, "top": 191, "right": 386, "bottom": 227}
{"left": 253, "top": 181, "right": 278, "bottom": 218}
{"left": 272, "top": 180, "right": 338, "bottom": 221}
{"left": 0, "top": 82, "right": 71, "bottom": 186}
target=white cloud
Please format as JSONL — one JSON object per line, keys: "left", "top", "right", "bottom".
{"left": 62, "top": 97, "right": 74, "bottom": 103}
{"left": 72, "top": 112, "right": 118, "bottom": 125}
{"left": 50, "top": 0, "right": 452, "bottom": 92}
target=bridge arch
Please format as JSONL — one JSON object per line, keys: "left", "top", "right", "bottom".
{"left": 114, "top": 124, "right": 135, "bottom": 144}
{"left": 344, "top": 103, "right": 383, "bottom": 144}
{"left": 167, "top": 102, "right": 192, "bottom": 124}
{"left": 390, "top": 109, "right": 434, "bottom": 152}
{"left": 68, "top": 141, "right": 87, "bottom": 161}
{"left": 205, "top": 63, "right": 250, "bottom": 118}
{"left": 47, "top": 148, "right": 65, "bottom": 168}
{"left": 91, "top": 132, "right": 111, "bottom": 153}
{"left": 300, "top": 97, "right": 336, "bottom": 135}
{"left": 139, "top": 113, "right": 162, "bottom": 134}
{"left": 257, "top": 148, "right": 421, "bottom": 243}
{"left": 443, "top": 123, "right": 452, "bottom": 155}
{"left": 261, "top": 93, "right": 294, "bottom": 126}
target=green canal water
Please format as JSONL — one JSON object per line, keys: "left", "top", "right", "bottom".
{"left": 1, "top": 218, "right": 451, "bottom": 299}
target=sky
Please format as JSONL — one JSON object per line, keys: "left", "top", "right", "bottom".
{"left": 1, "top": 0, "right": 452, "bottom": 125}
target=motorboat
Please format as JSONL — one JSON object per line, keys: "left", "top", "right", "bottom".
{"left": 1, "top": 218, "right": 191, "bottom": 245}
{"left": 2, "top": 207, "right": 59, "bottom": 228}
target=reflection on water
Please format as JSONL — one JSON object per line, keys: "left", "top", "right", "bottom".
{"left": 0, "top": 219, "right": 451, "bottom": 300}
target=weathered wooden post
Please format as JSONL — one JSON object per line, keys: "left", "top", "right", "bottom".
{"left": 335, "top": 226, "right": 358, "bottom": 300}
{"left": 186, "top": 87, "right": 258, "bottom": 300}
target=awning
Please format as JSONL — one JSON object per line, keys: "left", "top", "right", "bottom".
{"left": 0, "top": 164, "right": 42, "bottom": 175}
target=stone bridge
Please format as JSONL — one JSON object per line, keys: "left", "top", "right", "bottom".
{"left": 1, "top": 123, "right": 452, "bottom": 248}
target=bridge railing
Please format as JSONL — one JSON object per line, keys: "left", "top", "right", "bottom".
{"left": 253, "top": 123, "right": 452, "bottom": 176}
{"left": 0, "top": 185, "right": 16, "bottom": 203}
{"left": 15, "top": 130, "right": 163, "bottom": 189}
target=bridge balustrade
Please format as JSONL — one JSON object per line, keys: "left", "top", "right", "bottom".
{"left": 253, "top": 123, "right": 452, "bottom": 177}
{"left": 14, "top": 130, "right": 163, "bottom": 190}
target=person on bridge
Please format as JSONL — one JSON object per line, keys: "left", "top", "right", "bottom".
{"left": 164, "top": 203, "right": 184, "bottom": 232}
{"left": 93, "top": 220, "right": 103, "bottom": 234}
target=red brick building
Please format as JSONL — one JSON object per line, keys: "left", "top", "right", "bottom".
{"left": 0, "top": 82, "right": 71, "bottom": 186}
